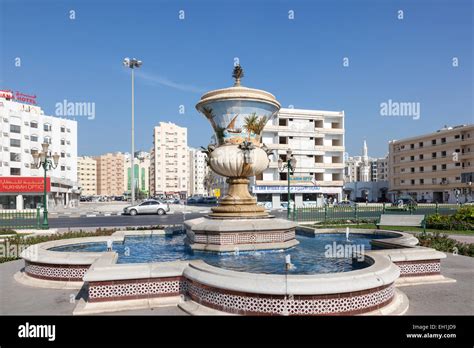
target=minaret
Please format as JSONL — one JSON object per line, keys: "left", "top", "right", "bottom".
{"left": 360, "top": 140, "right": 370, "bottom": 182}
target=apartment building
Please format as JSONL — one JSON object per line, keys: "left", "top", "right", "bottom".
{"left": 94, "top": 152, "right": 125, "bottom": 196}
{"left": 77, "top": 156, "right": 97, "bottom": 195}
{"left": 0, "top": 92, "right": 79, "bottom": 209}
{"left": 253, "top": 108, "right": 345, "bottom": 208}
{"left": 388, "top": 124, "right": 474, "bottom": 203}
{"left": 124, "top": 151, "right": 150, "bottom": 198}
{"left": 150, "top": 122, "right": 188, "bottom": 198}
{"left": 188, "top": 147, "right": 209, "bottom": 196}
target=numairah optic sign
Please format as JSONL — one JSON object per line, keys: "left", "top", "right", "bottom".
{"left": 0, "top": 177, "right": 50, "bottom": 193}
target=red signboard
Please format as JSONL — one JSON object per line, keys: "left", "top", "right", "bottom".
{"left": 0, "top": 177, "right": 50, "bottom": 193}
{"left": 0, "top": 89, "right": 37, "bottom": 105}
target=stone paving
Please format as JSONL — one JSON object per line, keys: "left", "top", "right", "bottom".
{"left": 1, "top": 253, "right": 472, "bottom": 316}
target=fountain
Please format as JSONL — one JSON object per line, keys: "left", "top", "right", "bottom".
{"left": 184, "top": 65, "right": 299, "bottom": 252}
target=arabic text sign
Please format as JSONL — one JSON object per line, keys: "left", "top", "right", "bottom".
{"left": 0, "top": 177, "right": 50, "bottom": 193}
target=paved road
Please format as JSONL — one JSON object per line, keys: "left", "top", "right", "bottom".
{"left": 48, "top": 210, "right": 288, "bottom": 229}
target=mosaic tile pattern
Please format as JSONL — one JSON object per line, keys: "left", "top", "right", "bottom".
{"left": 186, "top": 280, "right": 395, "bottom": 315}
{"left": 193, "top": 230, "right": 295, "bottom": 245}
{"left": 88, "top": 277, "right": 187, "bottom": 302}
{"left": 25, "top": 261, "right": 88, "bottom": 281}
{"left": 395, "top": 260, "right": 441, "bottom": 277}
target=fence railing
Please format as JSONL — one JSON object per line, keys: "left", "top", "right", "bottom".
{"left": 0, "top": 208, "right": 41, "bottom": 229}
{"left": 289, "top": 203, "right": 463, "bottom": 223}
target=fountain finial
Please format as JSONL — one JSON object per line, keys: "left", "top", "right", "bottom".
{"left": 232, "top": 64, "right": 244, "bottom": 86}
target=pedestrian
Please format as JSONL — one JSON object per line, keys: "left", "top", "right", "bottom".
{"left": 107, "top": 239, "right": 113, "bottom": 251}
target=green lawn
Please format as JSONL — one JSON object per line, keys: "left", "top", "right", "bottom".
{"left": 306, "top": 223, "right": 474, "bottom": 236}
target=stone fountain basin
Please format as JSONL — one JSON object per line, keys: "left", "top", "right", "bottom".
{"left": 17, "top": 229, "right": 449, "bottom": 315}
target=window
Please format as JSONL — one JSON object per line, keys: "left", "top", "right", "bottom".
{"left": 431, "top": 139, "right": 436, "bottom": 145}
{"left": 30, "top": 121, "right": 38, "bottom": 129}
{"left": 10, "top": 139, "right": 20, "bottom": 147}
{"left": 31, "top": 135, "right": 38, "bottom": 142}
{"left": 44, "top": 136, "right": 51, "bottom": 144}
{"left": 455, "top": 134, "right": 460, "bottom": 139}
{"left": 441, "top": 137, "right": 446, "bottom": 144}
{"left": 419, "top": 167, "right": 424, "bottom": 172}
{"left": 44, "top": 124, "right": 51, "bottom": 131}
{"left": 60, "top": 166, "right": 65, "bottom": 171}
{"left": 10, "top": 124, "right": 21, "bottom": 133}
{"left": 441, "top": 164, "right": 447, "bottom": 170}
{"left": 10, "top": 168, "right": 21, "bottom": 175}
{"left": 60, "top": 126, "right": 65, "bottom": 133}
{"left": 419, "top": 142, "right": 424, "bottom": 148}
{"left": 410, "top": 156, "right": 414, "bottom": 161}
{"left": 279, "top": 118, "right": 287, "bottom": 126}
{"left": 419, "top": 154, "right": 424, "bottom": 160}
{"left": 432, "top": 152, "right": 437, "bottom": 158}
{"left": 10, "top": 152, "right": 21, "bottom": 162}
{"left": 432, "top": 165, "right": 437, "bottom": 171}
{"left": 61, "top": 139, "right": 66, "bottom": 145}
{"left": 410, "top": 144, "right": 414, "bottom": 149}
{"left": 420, "top": 179, "right": 424, "bottom": 184}
{"left": 441, "top": 151, "right": 447, "bottom": 157}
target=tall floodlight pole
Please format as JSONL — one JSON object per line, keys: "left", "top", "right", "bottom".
{"left": 123, "top": 57, "right": 142, "bottom": 205}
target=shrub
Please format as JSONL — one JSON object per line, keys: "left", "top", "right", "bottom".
{"left": 418, "top": 232, "right": 474, "bottom": 257}
{"left": 426, "top": 207, "right": 474, "bottom": 231}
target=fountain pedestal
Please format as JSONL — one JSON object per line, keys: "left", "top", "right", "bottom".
{"left": 184, "top": 216, "right": 298, "bottom": 252}
{"left": 186, "top": 65, "right": 298, "bottom": 252}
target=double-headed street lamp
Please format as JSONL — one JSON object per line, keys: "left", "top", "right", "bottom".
{"left": 123, "top": 57, "right": 143, "bottom": 205}
{"left": 278, "top": 149, "right": 297, "bottom": 219}
{"left": 32, "top": 143, "right": 59, "bottom": 229}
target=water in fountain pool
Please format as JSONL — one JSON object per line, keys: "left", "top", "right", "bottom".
{"left": 49, "top": 232, "right": 393, "bottom": 275}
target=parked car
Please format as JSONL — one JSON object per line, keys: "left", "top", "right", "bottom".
{"left": 336, "top": 200, "right": 355, "bottom": 207}
{"left": 465, "top": 200, "right": 474, "bottom": 206}
{"left": 123, "top": 200, "right": 170, "bottom": 216}
{"left": 166, "top": 198, "right": 180, "bottom": 204}
{"left": 392, "top": 197, "right": 417, "bottom": 207}
{"left": 187, "top": 196, "right": 204, "bottom": 204}
{"left": 203, "top": 196, "right": 217, "bottom": 204}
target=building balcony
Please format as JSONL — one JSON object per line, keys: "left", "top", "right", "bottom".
{"left": 256, "top": 180, "right": 344, "bottom": 187}
{"left": 314, "top": 163, "right": 344, "bottom": 169}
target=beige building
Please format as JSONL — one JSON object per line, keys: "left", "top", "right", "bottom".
{"left": 77, "top": 156, "right": 97, "bottom": 196}
{"left": 388, "top": 124, "right": 474, "bottom": 203}
{"left": 124, "top": 151, "right": 151, "bottom": 198}
{"left": 94, "top": 152, "right": 126, "bottom": 196}
{"left": 150, "top": 122, "right": 188, "bottom": 198}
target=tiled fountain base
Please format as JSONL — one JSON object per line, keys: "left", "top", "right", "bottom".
{"left": 184, "top": 216, "right": 299, "bottom": 252}
{"left": 394, "top": 259, "right": 441, "bottom": 277}
{"left": 86, "top": 276, "right": 395, "bottom": 315}
{"left": 24, "top": 260, "right": 89, "bottom": 281}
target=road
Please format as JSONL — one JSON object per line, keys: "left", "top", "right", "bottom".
{"left": 49, "top": 210, "right": 288, "bottom": 229}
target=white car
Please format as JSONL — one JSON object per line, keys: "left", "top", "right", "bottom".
{"left": 123, "top": 200, "right": 170, "bottom": 216}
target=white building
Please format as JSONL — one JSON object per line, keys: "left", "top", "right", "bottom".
{"left": 0, "top": 93, "right": 78, "bottom": 209}
{"left": 253, "top": 108, "right": 345, "bottom": 208}
{"left": 188, "top": 147, "right": 209, "bottom": 196}
{"left": 150, "top": 122, "right": 188, "bottom": 199}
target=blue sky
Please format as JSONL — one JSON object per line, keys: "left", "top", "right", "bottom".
{"left": 1, "top": 0, "right": 472, "bottom": 157}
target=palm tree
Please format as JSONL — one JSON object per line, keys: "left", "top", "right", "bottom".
{"left": 243, "top": 113, "right": 259, "bottom": 141}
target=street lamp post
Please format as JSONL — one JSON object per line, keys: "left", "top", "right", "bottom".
{"left": 32, "top": 143, "right": 59, "bottom": 229}
{"left": 278, "top": 149, "right": 297, "bottom": 219}
{"left": 123, "top": 57, "right": 143, "bottom": 205}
